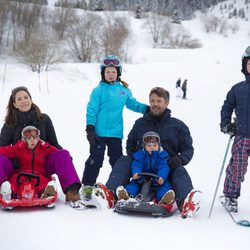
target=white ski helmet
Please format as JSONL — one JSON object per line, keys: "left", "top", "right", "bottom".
{"left": 21, "top": 126, "right": 40, "bottom": 139}
{"left": 241, "top": 45, "right": 250, "bottom": 75}
{"left": 142, "top": 131, "right": 160, "bottom": 145}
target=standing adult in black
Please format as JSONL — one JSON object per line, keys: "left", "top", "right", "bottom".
{"left": 182, "top": 79, "right": 188, "bottom": 99}
{"left": 176, "top": 78, "right": 181, "bottom": 88}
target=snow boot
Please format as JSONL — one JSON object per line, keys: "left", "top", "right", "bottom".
{"left": 41, "top": 180, "right": 56, "bottom": 199}
{"left": 81, "top": 185, "right": 93, "bottom": 201}
{"left": 223, "top": 196, "right": 238, "bottom": 213}
{"left": 81, "top": 185, "right": 98, "bottom": 208}
{"left": 116, "top": 186, "right": 129, "bottom": 200}
{"left": 94, "top": 182, "right": 115, "bottom": 209}
{"left": 0, "top": 181, "right": 12, "bottom": 201}
{"left": 65, "top": 189, "right": 84, "bottom": 209}
{"left": 159, "top": 190, "right": 175, "bottom": 205}
{"left": 181, "top": 189, "right": 202, "bottom": 219}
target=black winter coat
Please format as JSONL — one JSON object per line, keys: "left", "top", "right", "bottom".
{"left": 221, "top": 75, "right": 250, "bottom": 136}
{"left": 0, "top": 109, "right": 62, "bottom": 149}
{"left": 126, "top": 109, "right": 194, "bottom": 166}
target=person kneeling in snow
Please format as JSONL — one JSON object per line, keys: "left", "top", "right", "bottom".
{"left": 116, "top": 131, "right": 175, "bottom": 205}
{"left": 0, "top": 126, "right": 84, "bottom": 208}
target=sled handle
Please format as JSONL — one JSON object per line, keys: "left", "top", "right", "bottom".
{"left": 16, "top": 172, "right": 40, "bottom": 187}
{"left": 140, "top": 172, "right": 159, "bottom": 180}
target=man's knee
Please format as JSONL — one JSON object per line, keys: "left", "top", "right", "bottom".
{"left": 106, "top": 155, "right": 132, "bottom": 192}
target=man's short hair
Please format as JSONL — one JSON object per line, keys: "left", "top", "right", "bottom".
{"left": 149, "top": 87, "right": 170, "bottom": 101}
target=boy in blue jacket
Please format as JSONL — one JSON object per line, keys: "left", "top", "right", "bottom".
{"left": 81, "top": 55, "right": 148, "bottom": 202}
{"left": 116, "top": 131, "right": 175, "bottom": 205}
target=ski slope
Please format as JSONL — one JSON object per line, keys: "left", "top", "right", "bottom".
{"left": 0, "top": 2, "right": 250, "bottom": 250}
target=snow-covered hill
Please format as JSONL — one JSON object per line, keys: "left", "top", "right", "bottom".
{"left": 0, "top": 1, "right": 250, "bottom": 250}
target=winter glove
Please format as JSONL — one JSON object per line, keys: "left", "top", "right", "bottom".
{"left": 168, "top": 156, "right": 183, "bottom": 170}
{"left": 86, "top": 125, "right": 99, "bottom": 145}
{"left": 221, "top": 123, "right": 236, "bottom": 136}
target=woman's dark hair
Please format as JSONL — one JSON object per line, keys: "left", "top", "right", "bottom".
{"left": 5, "top": 86, "right": 42, "bottom": 127}
{"left": 149, "top": 87, "right": 170, "bottom": 101}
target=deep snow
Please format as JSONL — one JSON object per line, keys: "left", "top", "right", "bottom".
{"left": 0, "top": 1, "right": 250, "bottom": 250}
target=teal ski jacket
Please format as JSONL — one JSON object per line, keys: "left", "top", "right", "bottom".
{"left": 86, "top": 80, "right": 148, "bottom": 139}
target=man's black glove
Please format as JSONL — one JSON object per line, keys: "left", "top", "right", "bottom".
{"left": 168, "top": 156, "right": 183, "bottom": 170}
{"left": 86, "top": 125, "right": 99, "bottom": 145}
{"left": 221, "top": 123, "right": 236, "bottom": 136}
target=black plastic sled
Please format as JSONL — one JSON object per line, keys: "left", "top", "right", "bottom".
{"left": 114, "top": 173, "right": 174, "bottom": 218}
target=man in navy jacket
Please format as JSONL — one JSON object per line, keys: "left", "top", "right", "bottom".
{"left": 104, "top": 87, "right": 201, "bottom": 218}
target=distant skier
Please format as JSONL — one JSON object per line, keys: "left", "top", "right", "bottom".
{"left": 81, "top": 55, "right": 149, "bottom": 203}
{"left": 176, "top": 77, "right": 182, "bottom": 97}
{"left": 220, "top": 45, "right": 250, "bottom": 213}
{"left": 181, "top": 79, "right": 188, "bottom": 99}
{"left": 176, "top": 78, "right": 181, "bottom": 88}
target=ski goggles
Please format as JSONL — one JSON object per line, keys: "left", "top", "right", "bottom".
{"left": 103, "top": 58, "right": 120, "bottom": 67}
{"left": 22, "top": 129, "right": 40, "bottom": 139}
{"left": 143, "top": 136, "right": 160, "bottom": 144}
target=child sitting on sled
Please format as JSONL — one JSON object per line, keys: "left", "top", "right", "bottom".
{"left": 0, "top": 126, "right": 83, "bottom": 208}
{"left": 116, "top": 131, "right": 175, "bottom": 205}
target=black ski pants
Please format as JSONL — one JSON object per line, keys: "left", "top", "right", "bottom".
{"left": 82, "top": 137, "right": 122, "bottom": 186}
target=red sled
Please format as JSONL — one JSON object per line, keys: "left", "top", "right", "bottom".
{"left": 0, "top": 172, "right": 57, "bottom": 210}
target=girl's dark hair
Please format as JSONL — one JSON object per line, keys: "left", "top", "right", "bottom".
{"left": 149, "top": 87, "right": 170, "bottom": 101}
{"left": 5, "top": 86, "right": 42, "bottom": 127}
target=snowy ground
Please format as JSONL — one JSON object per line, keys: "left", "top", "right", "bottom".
{"left": 1, "top": 2, "right": 250, "bottom": 250}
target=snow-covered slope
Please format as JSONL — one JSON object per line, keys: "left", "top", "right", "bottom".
{"left": 0, "top": 1, "right": 250, "bottom": 250}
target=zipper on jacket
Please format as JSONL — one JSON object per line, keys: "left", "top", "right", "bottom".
{"left": 31, "top": 149, "right": 35, "bottom": 174}
{"left": 149, "top": 154, "right": 153, "bottom": 172}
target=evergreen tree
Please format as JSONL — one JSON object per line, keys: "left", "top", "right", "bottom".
{"left": 172, "top": 10, "right": 181, "bottom": 24}
{"left": 233, "top": 7, "right": 237, "bottom": 17}
{"left": 135, "top": 5, "right": 142, "bottom": 19}
{"left": 95, "top": 0, "right": 104, "bottom": 11}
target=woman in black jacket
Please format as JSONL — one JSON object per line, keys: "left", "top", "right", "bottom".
{"left": 0, "top": 86, "right": 83, "bottom": 208}
{"left": 0, "top": 86, "right": 61, "bottom": 148}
